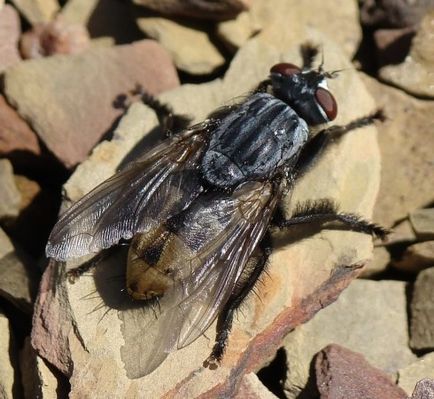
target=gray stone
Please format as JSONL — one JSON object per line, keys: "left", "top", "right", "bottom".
{"left": 3, "top": 39, "right": 179, "bottom": 168}
{"left": 361, "top": 74, "right": 434, "bottom": 228}
{"left": 0, "top": 159, "right": 21, "bottom": 219}
{"left": 410, "top": 209, "right": 434, "bottom": 240}
{"left": 410, "top": 267, "right": 434, "bottom": 350}
{"left": 136, "top": 17, "right": 225, "bottom": 75}
{"left": 283, "top": 280, "right": 416, "bottom": 398}
{"left": 410, "top": 379, "right": 434, "bottom": 399}
{"left": 379, "top": 12, "right": 434, "bottom": 98}
{"left": 398, "top": 353, "right": 434, "bottom": 395}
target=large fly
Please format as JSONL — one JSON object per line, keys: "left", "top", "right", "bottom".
{"left": 46, "top": 44, "right": 388, "bottom": 377}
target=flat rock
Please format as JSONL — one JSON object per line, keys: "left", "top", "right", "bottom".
{"left": 410, "top": 209, "right": 434, "bottom": 240}
{"left": 360, "top": 0, "right": 434, "bottom": 28}
{"left": 410, "top": 379, "right": 434, "bottom": 399}
{"left": 3, "top": 39, "right": 179, "bottom": 168}
{"left": 11, "top": 0, "right": 59, "bottom": 25}
{"left": 283, "top": 280, "right": 416, "bottom": 398}
{"left": 394, "top": 241, "right": 434, "bottom": 273}
{"left": 361, "top": 74, "right": 434, "bottom": 228}
{"left": 133, "top": 0, "right": 249, "bottom": 20}
{"left": 379, "top": 12, "right": 434, "bottom": 98}
{"left": 32, "top": 27, "right": 383, "bottom": 397}
{"left": 136, "top": 17, "right": 225, "bottom": 75}
{"left": 387, "top": 219, "right": 418, "bottom": 246}
{"left": 0, "top": 310, "right": 20, "bottom": 399}
{"left": 61, "top": 0, "right": 144, "bottom": 44}
{"left": 20, "top": 15, "right": 90, "bottom": 59}
{"left": 20, "top": 337, "right": 68, "bottom": 399}
{"left": 217, "top": 0, "right": 362, "bottom": 57}
{"left": 0, "top": 5, "right": 21, "bottom": 72}
{"left": 235, "top": 373, "right": 278, "bottom": 399}
{"left": 398, "top": 353, "right": 434, "bottom": 395}
{"left": 0, "top": 228, "right": 37, "bottom": 313}
{"left": 0, "top": 159, "right": 21, "bottom": 219}
{"left": 315, "top": 344, "right": 407, "bottom": 399}
{"left": 360, "top": 246, "right": 391, "bottom": 277}
{"left": 410, "top": 267, "right": 434, "bottom": 350}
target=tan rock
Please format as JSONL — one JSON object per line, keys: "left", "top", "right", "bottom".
{"left": 136, "top": 17, "right": 225, "bottom": 75}
{"left": 133, "top": 0, "right": 250, "bottom": 20}
{"left": 410, "top": 209, "right": 434, "bottom": 240}
{"left": 0, "top": 5, "right": 21, "bottom": 72}
{"left": 0, "top": 228, "right": 37, "bottom": 313}
{"left": 387, "top": 219, "right": 418, "bottom": 246}
{"left": 235, "top": 373, "right": 278, "bottom": 399}
{"left": 20, "top": 337, "right": 67, "bottom": 399}
{"left": 283, "top": 280, "right": 416, "bottom": 398}
{"left": 0, "top": 311, "right": 20, "bottom": 399}
{"left": 0, "top": 159, "right": 21, "bottom": 219}
{"left": 20, "top": 15, "right": 90, "bottom": 59}
{"left": 360, "top": 246, "right": 391, "bottom": 277}
{"left": 398, "top": 352, "right": 434, "bottom": 395}
{"left": 0, "top": 95, "right": 41, "bottom": 171}
{"left": 3, "top": 39, "right": 179, "bottom": 168}
{"left": 393, "top": 241, "right": 434, "bottom": 273}
{"left": 361, "top": 74, "right": 434, "bottom": 228}
{"left": 379, "top": 12, "right": 434, "bottom": 98}
{"left": 217, "top": 0, "right": 362, "bottom": 57}
{"left": 11, "top": 0, "right": 59, "bottom": 25}
{"left": 410, "top": 267, "right": 434, "bottom": 350}
{"left": 32, "top": 26, "right": 383, "bottom": 397}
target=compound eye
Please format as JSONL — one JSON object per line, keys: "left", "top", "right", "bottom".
{"left": 270, "top": 63, "right": 301, "bottom": 76}
{"left": 315, "top": 87, "right": 337, "bottom": 121}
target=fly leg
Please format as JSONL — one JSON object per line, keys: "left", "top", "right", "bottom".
{"left": 295, "top": 110, "right": 385, "bottom": 178}
{"left": 65, "top": 245, "right": 125, "bottom": 283}
{"left": 273, "top": 199, "right": 389, "bottom": 240}
{"left": 204, "top": 234, "right": 272, "bottom": 369}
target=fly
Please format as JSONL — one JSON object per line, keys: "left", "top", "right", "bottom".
{"left": 46, "top": 44, "right": 388, "bottom": 377}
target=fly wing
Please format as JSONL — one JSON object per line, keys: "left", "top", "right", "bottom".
{"left": 120, "top": 181, "right": 281, "bottom": 377}
{"left": 46, "top": 128, "right": 208, "bottom": 261}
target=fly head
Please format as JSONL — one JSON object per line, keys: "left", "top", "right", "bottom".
{"left": 270, "top": 62, "right": 338, "bottom": 126}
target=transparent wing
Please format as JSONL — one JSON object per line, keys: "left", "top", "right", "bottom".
{"left": 46, "top": 128, "right": 208, "bottom": 261}
{"left": 120, "top": 181, "right": 281, "bottom": 378}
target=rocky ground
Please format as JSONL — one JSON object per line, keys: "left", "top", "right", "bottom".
{"left": 0, "top": 0, "right": 433, "bottom": 398}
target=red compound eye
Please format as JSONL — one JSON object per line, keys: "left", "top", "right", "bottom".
{"left": 270, "top": 63, "right": 301, "bottom": 76}
{"left": 315, "top": 87, "right": 337, "bottom": 121}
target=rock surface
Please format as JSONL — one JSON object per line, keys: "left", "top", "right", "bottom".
{"left": 398, "top": 353, "right": 434, "bottom": 395}
{"left": 410, "top": 209, "right": 434, "bottom": 240}
{"left": 0, "top": 311, "right": 20, "bottom": 399}
{"left": 32, "top": 25, "right": 384, "bottom": 397}
{"left": 3, "top": 39, "right": 179, "bottom": 168}
{"left": 410, "top": 379, "right": 434, "bottom": 399}
{"left": 360, "top": 246, "right": 390, "bottom": 277}
{"left": 0, "top": 5, "right": 21, "bottom": 72}
{"left": 235, "top": 373, "right": 278, "bottom": 399}
{"left": 394, "top": 242, "right": 434, "bottom": 273}
{"left": 133, "top": 0, "right": 249, "bottom": 20}
{"left": 20, "top": 15, "right": 90, "bottom": 59}
{"left": 315, "top": 344, "right": 407, "bottom": 399}
{"left": 10, "top": 0, "right": 59, "bottom": 25}
{"left": 0, "top": 95, "right": 42, "bottom": 170}
{"left": 217, "top": 0, "right": 362, "bottom": 57}
{"left": 361, "top": 74, "right": 434, "bottom": 228}
{"left": 410, "top": 267, "right": 434, "bottom": 350}
{"left": 283, "top": 280, "right": 416, "bottom": 398}
{"left": 0, "top": 228, "right": 37, "bottom": 313}
{"left": 379, "top": 12, "right": 434, "bottom": 98}
{"left": 0, "top": 159, "right": 21, "bottom": 219}
{"left": 136, "top": 17, "right": 225, "bottom": 75}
